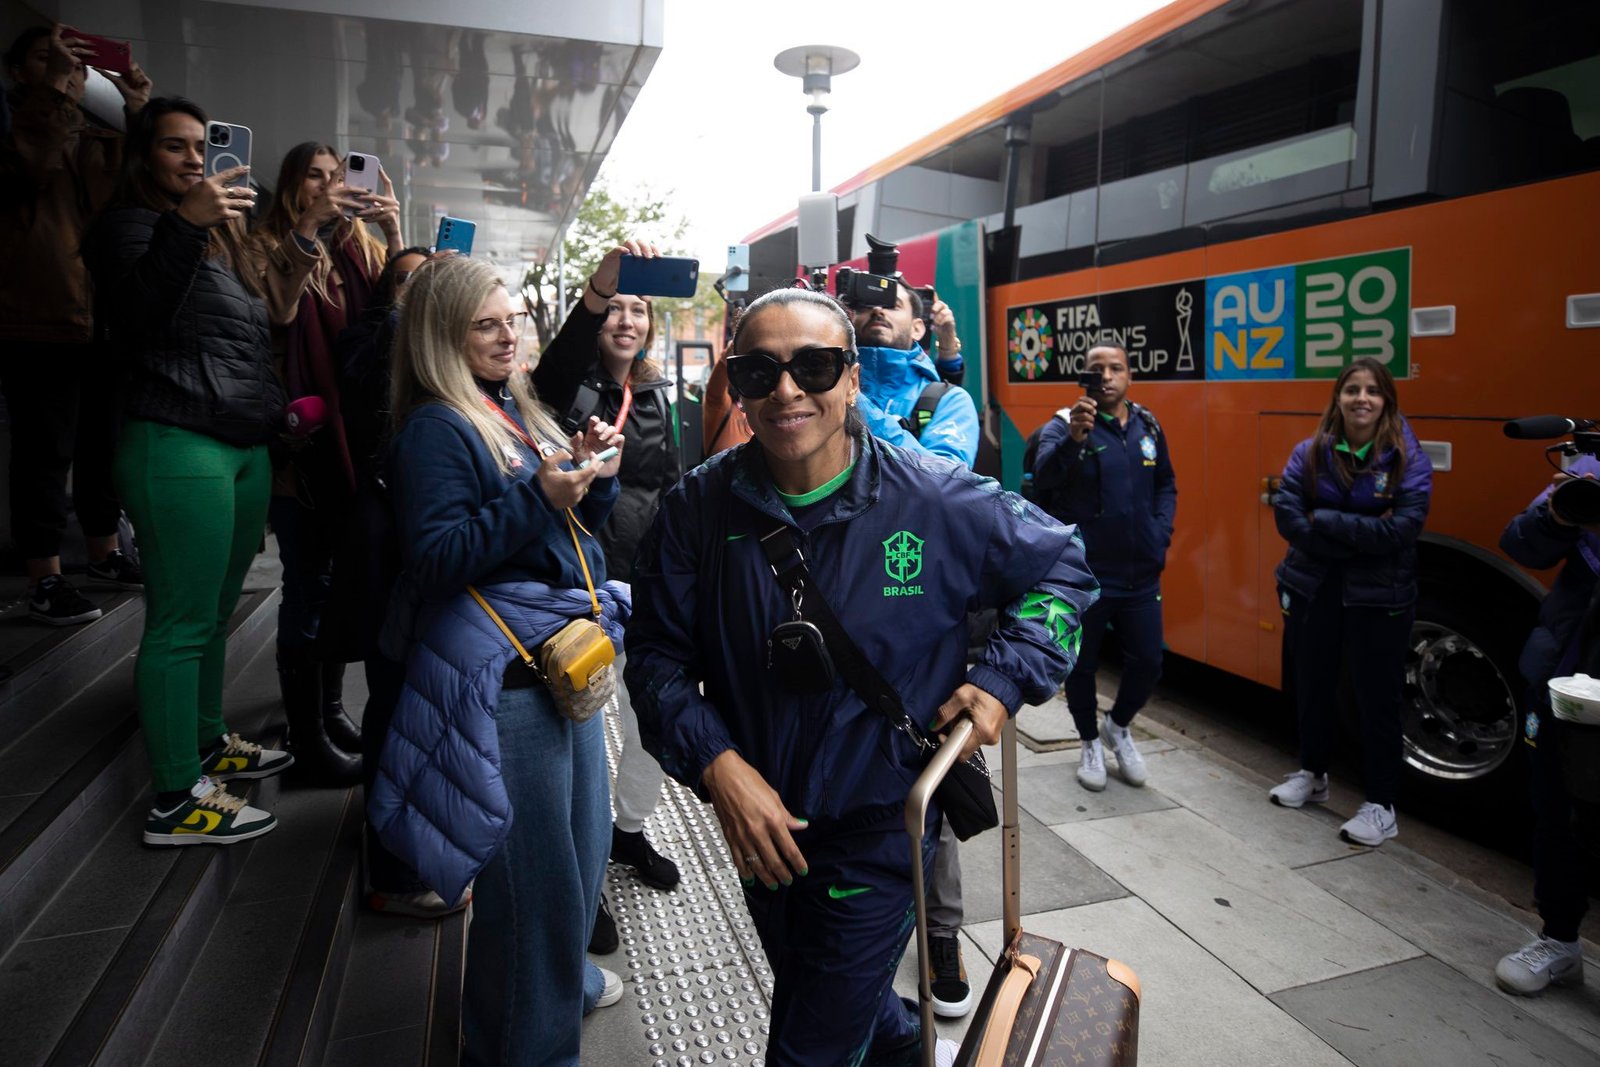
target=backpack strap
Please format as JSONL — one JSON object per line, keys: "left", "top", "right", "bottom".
{"left": 901, "top": 381, "right": 953, "bottom": 440}
{"left": 1132, "top": 402, "right": 1163, "bottom": 439}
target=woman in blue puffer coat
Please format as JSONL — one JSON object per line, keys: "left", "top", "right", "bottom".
{"left": 1269, "top": 356, "right": 1432, "bottom": 848}
{"left": 371, "top": 255, "right": 626, "bottom": 1065}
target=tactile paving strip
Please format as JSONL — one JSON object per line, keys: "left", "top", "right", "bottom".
{"left": 602, "top": 699, "right": 775, "bottom": 1065}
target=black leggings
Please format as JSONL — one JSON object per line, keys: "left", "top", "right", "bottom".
{"left": 1282, "top": 583, "right": 1414, "bottom": 807}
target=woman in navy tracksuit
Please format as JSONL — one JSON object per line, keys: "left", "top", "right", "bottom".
{"left": 1270, "top": 356, "right": 1431, "bottom": 847}
{"left": 626, "top": 288, "right": 1098, "bottom": 1066}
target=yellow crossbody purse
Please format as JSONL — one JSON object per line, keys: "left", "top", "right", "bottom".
{"left": 468, "top": 509, "right": 617, "bottom": 723}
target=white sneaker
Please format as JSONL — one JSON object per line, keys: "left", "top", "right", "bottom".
{"left": 1268, "top": 770, "right": 1329, "bottom": 808}
{"left": 935, "top": 1038, "right": 960, "bottom": 1067}
{"left": 1339, "top": 802, "right": 1398, "bottom": 846}
{"left": 1076, "top": 738, "right": 1107, "bottom": 791}
{"left": 1103, "top": 720, "right": 1147, "bottom": 787}
{"left": 1495, "top": 936, "right": 1585, "bottom": 996}
{"left": 596, "top": 966, "right": 624, "bottom": 1008}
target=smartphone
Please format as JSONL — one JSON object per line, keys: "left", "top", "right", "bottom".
{"left": 1077, "top": 370, "right": 1104, "bottom": 393}
{"left": 617, "top": 255, "right": 699, "bottom": 298}
{"left": 343, "top": 152, "right": 380, "bottom": 217}
{"left": 435, "top": 216, "right": 475, "bottom": 255}
{"left": 576, "top": 446, "right": 620, "bottom": 471}
{"left": 203, "top": 122, "right": 253, "bottom": 187}
{"left": 62, "top": 28, "right": 132, "bottom": 75}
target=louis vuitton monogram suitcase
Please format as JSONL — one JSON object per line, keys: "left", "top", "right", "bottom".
{"left": 907, "top": 720, "right": 1141, "bottom": 1066}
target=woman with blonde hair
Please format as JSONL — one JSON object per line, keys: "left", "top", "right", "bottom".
{"left": 1270, "top": 356, "right": 1432, "bottom": 846}
{"left": 251, "top": 141, "right": 404, "bottom": 784}
{"left": 371, "top": 255, "right": 628, "bottom": 1064}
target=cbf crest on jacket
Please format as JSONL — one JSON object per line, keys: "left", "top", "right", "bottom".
{"left": 624, "top": 431, "right": 1099, "bottom": 827}
{"left": 1274, "top": 416, "right": 1432, "bottom": 609}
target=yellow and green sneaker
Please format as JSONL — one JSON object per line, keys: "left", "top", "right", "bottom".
{"left": 143, "top": 777, "right": 277, "bottom": 847}
{"left": 199, "top": 732, "right": 294, "bottom": 782}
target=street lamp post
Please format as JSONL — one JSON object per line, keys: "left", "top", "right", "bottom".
{"left": 774, "top": 44, "right": 860, "bottom": 193}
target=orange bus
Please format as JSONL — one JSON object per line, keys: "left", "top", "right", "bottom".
{"left": 742, "top": 0, "right": 1600, "bottom": 798}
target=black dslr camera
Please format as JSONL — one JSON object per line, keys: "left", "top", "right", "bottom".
{"left": 834, "top": 233, "right": 901, "bottom": 311}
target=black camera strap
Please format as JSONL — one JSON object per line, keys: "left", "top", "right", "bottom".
{"left": 758, "top": 524, "right": 990, "bottom": 778}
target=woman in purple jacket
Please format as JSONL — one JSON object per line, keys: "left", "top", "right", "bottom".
{"left": 1269, "top": 357, "right": 1432, "bottom": 847}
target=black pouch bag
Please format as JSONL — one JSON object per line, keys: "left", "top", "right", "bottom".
{"left": 759, "top": 525, "right": 999, "bottom": 840}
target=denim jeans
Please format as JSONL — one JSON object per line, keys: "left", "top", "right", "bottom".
{"left": 269, "top": 492, "right": 339, "bottom": 650}
{"left": 462, "top": 685, "right": 609, "bottom": 1066}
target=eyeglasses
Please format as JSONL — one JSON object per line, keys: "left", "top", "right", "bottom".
{"left": 470, "top": 312, "right": 529, "bottom": 336}
{"left": 725, "top": 347, "right": 855, "bottom": 399}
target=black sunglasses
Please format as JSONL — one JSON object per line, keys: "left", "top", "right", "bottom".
{"left": 726, "top": 347, "right": 855, "bottom": 399}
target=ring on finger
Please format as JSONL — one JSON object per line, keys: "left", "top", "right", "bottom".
{"left": 744, "top": 854, "right": 760, "bottom": 866}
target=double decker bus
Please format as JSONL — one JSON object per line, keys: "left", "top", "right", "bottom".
{"left": 742, "top": 0, "right": 1600, "bottom": 798}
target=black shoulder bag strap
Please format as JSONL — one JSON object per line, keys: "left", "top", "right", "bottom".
{"left": 900, "top": 381, "right": 953, "bottom": 440}
{"left": 758, "top": 524, "right": 998, "bottom": 840}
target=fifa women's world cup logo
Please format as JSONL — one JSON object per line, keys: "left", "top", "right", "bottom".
{"left": 1009, "top": 307, "right": 1054, "bottom": 381}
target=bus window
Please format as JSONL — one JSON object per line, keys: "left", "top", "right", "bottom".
{"left": 1096, "top": 0, "right": 1367, "bottom": 243}
{"left": 1435, "top": 0, "right": 1600, "bottom": 197}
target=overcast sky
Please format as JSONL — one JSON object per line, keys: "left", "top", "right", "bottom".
{"left": 598, "top": 0, "right": 1172, "bottom": 268}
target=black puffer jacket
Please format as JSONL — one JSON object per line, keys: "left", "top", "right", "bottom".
{"left": 87, "top": 206, "right": 284, "bottom": 446}
{"left": 533, "top": 301, "right": 680, "bottom": 582}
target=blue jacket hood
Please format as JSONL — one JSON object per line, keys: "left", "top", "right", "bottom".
{"left": 857, "top": 343, "right": 939, "bottom": 398}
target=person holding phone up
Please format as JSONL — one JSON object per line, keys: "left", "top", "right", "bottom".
{"left": 1, "top": 24, "right": 152, "bottom": 625}
{"left": 532, "top": 238, "right": 684, "bottom": 950}
{"left": 248, "top": 142, "right": 404, "bottom": 786}
{"left": 1031, "top": 345, "right": 1177, "bottom": 794}
{"left": 86, "top": 97, "right": 305, "bottom": 847}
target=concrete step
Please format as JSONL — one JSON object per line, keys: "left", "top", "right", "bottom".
{"left": 0, "top": 589, "right": 279, "bottom": 959}
{"left": 0, "top": 639, "right": 284, "bottom": 1066}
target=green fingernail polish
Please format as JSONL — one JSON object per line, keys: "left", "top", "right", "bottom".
{"left": 766, "top": 882, "right": 779, "bottom": 891}
{"left": 781, "top": 878, "right": 793, "bottom": 887}
{"left": 799, "top": 868, "right": 809, "bottom": 877}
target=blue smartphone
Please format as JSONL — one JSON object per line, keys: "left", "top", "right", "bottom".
{"left": 203, "top": 121, "right": 252, "bottom": 188}
{"left": 576, "top": 446, "right": 620, "bottom": 471}
{"left": 436, "top": 216, "right": 476, "bottom": 255}
{"left": 617, "top": 255, "right": 699, "bottom": 298}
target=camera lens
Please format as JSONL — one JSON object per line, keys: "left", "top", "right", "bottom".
{"left": 1552, "top": 477, "right": 1600, "bottom": 526}
{"left": 210, "top": 125, "right": 230, "bottom": 147}
{"left": 350, "top": 155, "right": 365, "bottom": 170}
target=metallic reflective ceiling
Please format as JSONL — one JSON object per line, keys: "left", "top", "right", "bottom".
{"left": 31, "top": 0, "right": 663, "bottom": 267}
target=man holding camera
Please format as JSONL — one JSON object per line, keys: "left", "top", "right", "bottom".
{"left": 1492, "top": 458, "right": 1599, "bottom": 996}
{"left": 1032, "top": 344, "right": 1177, "bottom": 792}
{"left": 840, "top": 244, "right": 981, "bottom": 1021}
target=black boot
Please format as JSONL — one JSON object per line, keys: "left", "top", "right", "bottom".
{"left": 320, "top": 661, "right": 364, "bottom": 753}
{"left": 611, "top": 825, "right": 680, "bottom": 890}
{"left": 277, "top": 648, "right": 363, "bottom": 786}
{"left": 589, "top": 893, "right": 618, "bottom": 954}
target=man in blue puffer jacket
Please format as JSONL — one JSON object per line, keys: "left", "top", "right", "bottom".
{"left": 850, "top": 277, "right": 984, "bottom": 1018}
{"left": 626, "top": 287, "right": 1098, "bottom": 1066}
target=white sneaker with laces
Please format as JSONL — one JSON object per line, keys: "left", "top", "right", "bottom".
{"left": 1339, "top": 801, "right": 1398, "bottom": 846}
{"left": 1495, "top": 936, "right": 1584, "bottom": 996}
{"left": 596, "top": 966, "right": 624, "bottom": 1008}
{"left": 1103, "top": 720, "right": 1148, "bottom": 787}
{"left": 1268, "top": 770, "right": 1329, "bottom": 808}
{"left": 1076, "top": 738, "right": 1107, "bottom": 792}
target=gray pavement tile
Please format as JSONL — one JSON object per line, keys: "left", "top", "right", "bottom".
{"left": 1139, "top": 748, "right": 1354, "bottom": 868}
{"left": 1055, "top": 808, "right": 1421, "bottom": 994}
{"left": 1016, "top": 697, "right": 1080, "bottom": 746}
{"left": 23, "top": 813, "right": 176, "bottom": 939}
{"left": 0, "top": 927, "right": 126, "bottom": 1066}
{"left": 958, "top": 806, "right": 1128, "bottom": 924}
{"left": 966, "top": 897, "right": 1349, "bottom": 1067}
{"left": 1272, "top": 955, "right": 1597, "bottom": 1066}
{"left": 226, "top": 780, "right": 348, "bottom": 905}
{"left": 1017, "top": 760, "right": 1179, "bottom": 825}
{"left": 1302, "top": 850, "right": 1600, "bottom": 1056}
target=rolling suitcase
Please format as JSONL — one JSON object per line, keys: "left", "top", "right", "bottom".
{"left": 908, "top": 719, "right": 1142, "bottom": 1066}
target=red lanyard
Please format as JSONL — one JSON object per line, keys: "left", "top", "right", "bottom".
{"left": 614, "top": 380, "right": 633, "bottom": 433}
{"left": 481, "top": 396, "right": 541, "bottom": 453}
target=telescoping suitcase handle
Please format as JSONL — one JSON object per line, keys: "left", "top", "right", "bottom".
{"left": 906, "top": 718, "right": 1024, "bottom": 1067}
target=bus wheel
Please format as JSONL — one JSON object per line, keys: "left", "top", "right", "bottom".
{"left": 1399, "top": 594, "right": 1522, "bottom": 785}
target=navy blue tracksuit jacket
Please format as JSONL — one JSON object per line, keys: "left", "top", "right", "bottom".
{"left": 1032, "top": 402, "right": 1177, "bottom": 596}
{"left": 624, "top": 431, "right": 1098, "bottom": 1064}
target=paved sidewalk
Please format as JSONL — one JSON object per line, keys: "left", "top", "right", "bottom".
{"left": 582, "top": 688, "right": 1600, "bottom": 1065}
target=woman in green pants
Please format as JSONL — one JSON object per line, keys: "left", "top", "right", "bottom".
{"left": 88, "top": 97, "right": 301, "bottom": 845}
